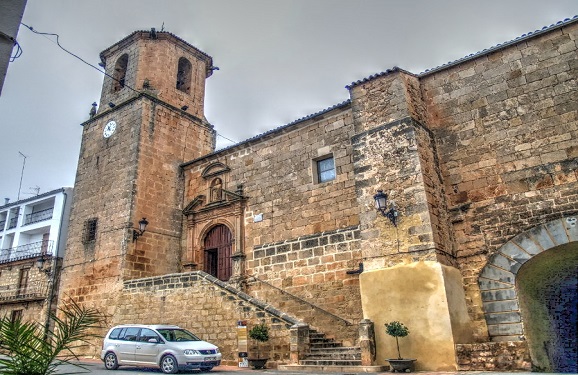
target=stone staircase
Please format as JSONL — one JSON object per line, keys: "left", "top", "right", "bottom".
{"left": 278, "top": 330, "right": 388, "bottom": 373}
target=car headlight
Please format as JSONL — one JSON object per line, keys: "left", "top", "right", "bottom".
{"left": 184, "top": 349, "right": 201, "bottom": 356}
{"left": 215, "top": 348, "right": 220, "bottom": 353}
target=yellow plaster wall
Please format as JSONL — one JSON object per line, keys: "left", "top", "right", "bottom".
{"left": 360, "top": 261, "right": 472, "bottom": 371}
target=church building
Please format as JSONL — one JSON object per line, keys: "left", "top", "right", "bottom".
{"left": 59, "top": 17, "right": 577, "bottom": 372}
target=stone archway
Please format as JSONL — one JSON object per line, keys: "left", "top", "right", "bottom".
{"left": 479, "top": 216, "right": 577, "bottom": 372}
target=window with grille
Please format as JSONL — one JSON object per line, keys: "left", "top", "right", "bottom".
{"left": 83, "top": 218, "right": 98, "bottom": 243}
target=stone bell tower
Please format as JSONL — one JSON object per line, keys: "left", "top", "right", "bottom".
{"left": 59, "top": 29, "right": 216, "bottom": 324}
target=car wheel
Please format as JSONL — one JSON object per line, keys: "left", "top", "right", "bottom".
{"left": 160, "top": 354, "right": 179, "bottom": 374}
{"left": 104, "top": 352, "right": 119, "bottom": 370}
{"left": 200, "top": 367, "right": 213, "bottom": 372}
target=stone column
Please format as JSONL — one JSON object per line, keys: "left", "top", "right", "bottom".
{"left": 359, "top": 319, "right": 376, "bottom": 366}
{"left": 289, "top": 323, "right": 310, "bottom": 364}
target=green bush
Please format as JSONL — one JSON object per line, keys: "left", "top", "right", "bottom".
{"left": 248, "top": 323, "right": 269, "bottom": 358}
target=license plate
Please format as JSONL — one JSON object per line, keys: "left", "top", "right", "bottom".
{"left": 204, "top": 357, "right": 216, "bottom": 361}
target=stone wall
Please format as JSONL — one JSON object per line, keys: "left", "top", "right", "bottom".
{"left": 115, "top": 271, "right": 295, "bottom": 367}
{"left": 456, "top": 341, "right": 531, "bottom": 371}
{"left": 182, "top": 104, "right": 363, "bottom": 343}
{"left": 420, "top": 21, "right": 578, "bottom": 341}
{"left": 249, "top": 226, "right": 362, "bottom": 345}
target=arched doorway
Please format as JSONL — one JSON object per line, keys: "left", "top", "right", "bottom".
{"left": 204, "top": 225, "right": 232, "bottom": 281}
{"left": 479, "top": 217, "right": 578, "bottom": 372}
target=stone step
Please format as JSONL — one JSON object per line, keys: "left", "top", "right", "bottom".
{"left": 310, "top": 346, "right": 360, "bottom": 353}
{"left": 310, "top": 341, "right": 343, "bottom": 348}
{"left": 299, "top": 359, "right": 362, "bottom": 366}
{"left": 307, "top": 348, "right": 361, "bottom": 360}
{"left": 278, "top": 364, "right": 389, "bottom": 373}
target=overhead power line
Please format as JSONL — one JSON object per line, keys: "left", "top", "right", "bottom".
{"left": 20, "top": 23, "right": 237, "bottom": 145}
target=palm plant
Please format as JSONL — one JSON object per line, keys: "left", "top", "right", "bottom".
{"left": 0, "top": 298, "right": 105, "bottom": 375}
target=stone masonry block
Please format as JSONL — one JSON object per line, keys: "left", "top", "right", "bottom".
{"left": 512, "top": 232, "right": 543, "bottom": 256}
{"left": 484, "top": 311, "right": 522, "bottom": 325}
{"left": 487, "top": 323, "right": 523, "bottom": 336}
{"left": 498, "top": 242, "right": 532, "bottom": 265}
{"left": 481, "top": 287, "right": 517, "bottom": 302}
{"left": 479, "top": 265, "right": 515, "bottom": 284}
{"left": 479, "top": 278, "right": 517, "bottom": 291}
{"left": 490, "top": 253, "right": 523, "bottom": 274}
{"left": 544, "top": 218, "right": 569, "bottom": 245}
{"left": 483, "top": 299, "right": 519, "bottom": 313}
{"left": 565, "top": 216, "right": 578, "bottom": 241}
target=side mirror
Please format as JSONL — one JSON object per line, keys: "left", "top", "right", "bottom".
{"left": 148, "top": 338, "right": 159, "bottom": 343}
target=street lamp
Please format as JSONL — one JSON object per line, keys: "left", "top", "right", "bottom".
{"left": 373, "top": 190, "right": 398, "bottom": 227}
{"left": 132, "top": 217, "right": 149, "bottom": 242}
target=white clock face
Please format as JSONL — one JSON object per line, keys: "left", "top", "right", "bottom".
{"left": 103, "top": 120, "right": 117, "bottom": 138}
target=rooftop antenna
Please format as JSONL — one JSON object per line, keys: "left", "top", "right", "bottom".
{"left": 27, "top": 185, "right": 40, "bottom": 196}
{"left": 17, "top": 151, "right": 27, "bottom": 201}
{"left": 161, "top": 22, "right": 165, "bottom": 32}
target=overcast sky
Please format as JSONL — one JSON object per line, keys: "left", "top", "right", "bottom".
{"left": 1, "top": 0, "right": 577, "bottom": 202}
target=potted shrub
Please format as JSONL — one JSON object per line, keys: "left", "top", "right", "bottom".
{"left": 247, "top": 322, "right": 269, "bottom": 369}
{"left": 384, "top": 321, "right": 416, "bottom": 372}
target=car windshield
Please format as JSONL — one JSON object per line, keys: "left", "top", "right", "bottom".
{"left": 157, "top": 328, "right": 201, "bottom": 342}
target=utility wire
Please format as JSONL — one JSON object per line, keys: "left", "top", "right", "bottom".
{"left": 20, "top": 23, "right": 237, "bottom": 145}
{"left": 0, "top": 30, "right": 23, "bottom": 61}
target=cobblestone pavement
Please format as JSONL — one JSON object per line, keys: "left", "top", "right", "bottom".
{"left": 54, "top": 360, "right": 562, "bottom": 375}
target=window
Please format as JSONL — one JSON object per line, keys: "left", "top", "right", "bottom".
{"left": 120, "top": 327, "right": 140, "bottom": 341}
{"left": 176, "top": 57, "right": 192, "bottom": 93}
{"left": 138, "top": 328, "right": 160, "bottom": 342}
{"left": 10, "top": 310, "right": 22, "bottom": 323}
{"left": 112, "top": 54, "right": 129, "bottom": 92}
{"left": 17, "top": 268, "right": 29, "bottom": 296}
{"left": 315, "top": 156, "right": 336, "bottom": 183}
{"left": 83, "top": 218, "right": 98, "bottom": 243}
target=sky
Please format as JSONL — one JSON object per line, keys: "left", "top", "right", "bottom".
{"left": 1, "top": 0, "right": 577, "bottom": 202}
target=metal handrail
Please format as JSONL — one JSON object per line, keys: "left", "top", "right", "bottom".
{"left": 24, "top": 208, "right": 54, "bottom": 225}
{"left": 247, "top": 275, "right": 354, "bottom": 326}
{"left": 0, "top": 240, "right": 54, "bottom": 264}
{"left": 0, "top": 280, "right": 49, "bottom": 301}
{"left": 8, "top": 217, "right": 17, "bottom": 229}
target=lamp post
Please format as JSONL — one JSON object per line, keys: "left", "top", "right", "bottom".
{"left": 132, "top": 217, "right": 149, "bottom": 242}
{"left": 373, "top": 190, "right": 398, "bottom": 227}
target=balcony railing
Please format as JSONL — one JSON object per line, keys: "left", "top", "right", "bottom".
{"left": 0, "top": 280, "right": 49, "bottom": 303}
{"left": 0, "top": 240, "right": 54, "bottom": 264}
{"left": 8, "top": 217, "right": 18, "bottom": 229}
{"left": 24, "top": 208, "right": 54, "bottom": 225}
{"left": 0, "top": 220, "right": 5, "bottom": 231}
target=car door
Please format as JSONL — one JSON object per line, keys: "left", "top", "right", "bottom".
{"left": 116, "top": 327, "right": 140, "bottom": 364}
{"left": 134, "top": 328, "right": 163, "bottom": 364}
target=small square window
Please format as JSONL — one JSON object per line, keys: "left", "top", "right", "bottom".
{"left": 315, "top": 156, "right": 336, "bottom": 183}
{"left": 83, "top": 218, "right": 98, "bottom": 243}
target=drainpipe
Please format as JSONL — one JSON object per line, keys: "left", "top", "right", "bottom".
{"left": 44, "top": 189, "right": 68, "bottom": 335}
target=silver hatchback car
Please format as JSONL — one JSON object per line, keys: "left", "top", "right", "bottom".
{"left": 101, "top": 324, "right": 222, "bottom": 373}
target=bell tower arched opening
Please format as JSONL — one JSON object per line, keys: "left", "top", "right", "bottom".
{"left": 112, "top": 53, "right": 128, "bottom": 92}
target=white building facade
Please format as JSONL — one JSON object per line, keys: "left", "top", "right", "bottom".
{"left": 0, "top": 187, "right": 72, "bottom": 322}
